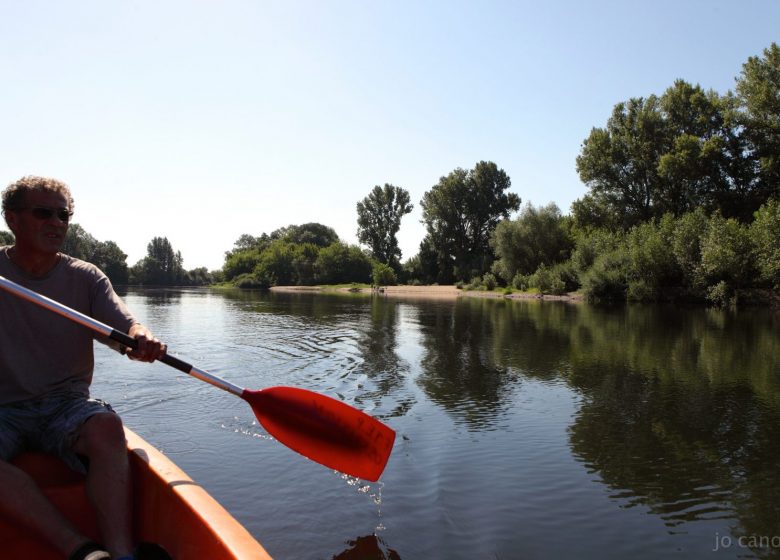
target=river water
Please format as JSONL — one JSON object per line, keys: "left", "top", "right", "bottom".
{"left": 91, "top": 288, "right": 780, "bottom": 560}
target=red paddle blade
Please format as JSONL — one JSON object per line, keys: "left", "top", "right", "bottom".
{"left": 242, "top": 386, "right": 395, "bottom": 481}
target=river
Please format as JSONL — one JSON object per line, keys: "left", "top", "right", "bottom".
{"left": 91, "top": 288, "right": 779, "bottom": 560}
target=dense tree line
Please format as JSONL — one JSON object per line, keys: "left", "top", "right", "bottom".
{"left": 2, "top": 43, "right": 776, "bottom": 304}
{"left": 0, "top": 227, "right": 214, "bottom": 286}
{"left": 221, "top": 223, "right": 376, "bottom": 288}
{"left": 574, "top": 43, "right": 779, "bottom": 227}
{"left": 486, "top": 199, "right": 780, "bottom": 305}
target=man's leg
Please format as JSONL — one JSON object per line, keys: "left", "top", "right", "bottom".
{"left": 72, "top": 412, "right": 134, "bottom": 559}
{"left": 0, "top": 459, "right": 88, "bottom": 556}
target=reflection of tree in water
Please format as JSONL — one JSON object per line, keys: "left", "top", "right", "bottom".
{"left": 127, "top": 287, "right": 183, "bottom": 306}
{"left": 416, "top": 298, "right": 518, "bottom": 429}
{"left": 564, "top": 305, "right": 780, "bottom": 556}
{"left": 354, "top": 297, "right": 414, "bottom": 419}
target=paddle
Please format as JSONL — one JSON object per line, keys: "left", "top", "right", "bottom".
{"left": 0, "top": 275, "right": 395, "bottom": 481}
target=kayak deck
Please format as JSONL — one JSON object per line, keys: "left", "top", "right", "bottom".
{"left": 0, "top": 427, "right": 272, "bottom": 560}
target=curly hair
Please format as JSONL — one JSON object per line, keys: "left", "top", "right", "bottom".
{"left": 2, "top": 176, "right": 75, "bottom": 227}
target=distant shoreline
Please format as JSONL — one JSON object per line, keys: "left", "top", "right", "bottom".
{"left": 270, "top": 284, "right": 584, "bottom": 302}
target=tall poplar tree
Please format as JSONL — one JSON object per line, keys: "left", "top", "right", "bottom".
{"left": 356, "top": 184, "right": 413, "bottom": 268}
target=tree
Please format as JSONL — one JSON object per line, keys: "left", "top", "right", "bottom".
{"left": 315, "top": 243, "right": 372, "bottom": 284}
{"left": 576, "top": 96, "right": 668, "bottom": 228}
{"left": 736, "top": 42, "right": 780, "bottom": 203}
{"left": 750, "top": 198, "right": 780, "bottom": 288}
{"left": 253, "top": 240, "right": 296, "bottom": 286}
{"left": 490, "top": 203, "right": 573, "bottom": 282}
{"left": 372, "top": 262, "right": 397, "bottom": 286}
{"left": 420, "top": 161, "right": 520, "bottom": 282}
{"left": 275, "top": 223, "right": 339, "bottom": 247}
{"left": 91, "top": 240, "right": 129, "bottom": 285}
{"left": 356, "top": 184, "right": 413, "bottom": 268}
{"left": 61, "top": 224, "right": 129, "bottom": 284}
{"left": 132, "top": 237, "right": 184, "bottom": 285}
{"left": 575, "top": 66, "right": 776, "bottom": 228}
{"left": 62, "top": 223, "right": 98, "bottom": 261}
{"left": 0, "top": 230, "right": 14, "bottom": 245}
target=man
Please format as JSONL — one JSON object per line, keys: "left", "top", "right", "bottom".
{"left": 0, "top": 176, "right": 166, "bottom": 560}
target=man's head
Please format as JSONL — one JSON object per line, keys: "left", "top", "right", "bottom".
{"left": 1, "top": 176, "right": 74, "bottom": 253}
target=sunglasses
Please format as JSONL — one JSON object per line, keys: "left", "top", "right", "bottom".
{"left": 20, "top": 206, "right": 74, "bottom": 223}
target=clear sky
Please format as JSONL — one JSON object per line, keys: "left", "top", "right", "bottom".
{"left": 1, "top": 1, "right": 778, "bottom": 271}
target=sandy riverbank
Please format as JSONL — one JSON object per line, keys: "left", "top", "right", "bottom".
{"left": 270, "top": 284, "right": 584, "bottom": 302}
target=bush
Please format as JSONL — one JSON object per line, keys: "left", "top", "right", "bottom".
{"left": 316, "top": 243, "right": 372, "bottom": 284}
{"left": 234, "top": 273, "right": 269, "bottom": 289}
{"left": 699, "top": 213, "right": 755, "bottom": 289}
{"left": 482, "top": 272, "right": 497, "bottom": 291}
{"left": 571, "top": 229, "right": 623, "bottom": 274}
{"left": 626, "top": 215, "right": 681, "bottom": 287}
{"left": 751, "top": 198, "right": 780, "bottom": 288}
{"left": 627, "top": 279, "right": 657, "bottom": 302}
{"left": 706, "top": 280, "right": 735, "bottom": 307}
{"left": 671, "top": 208, "right": 708, "bottom": 288}
{"left": 372, "top": 262, "right": 397, "bottom": 286}
{"left": 581, "top": 249, "right": 630, "bottom": 303}
{"left": 512, "top": 273, "right": 530, "bottom": 291}
{"left": 529, "top": 264, "right": 554, "bottom": 294}
{"left": 466, "top": 276, "right": 483, "bottom": 290}
{"left": 551, "top": 260, "right": 580, "bottom": 292}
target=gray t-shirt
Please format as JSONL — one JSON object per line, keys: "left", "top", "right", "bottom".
{"left": 0, "top": 247, "right": 137, "bottom": 404}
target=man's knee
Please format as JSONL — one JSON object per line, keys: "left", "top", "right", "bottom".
{"left": 0, "top": 460, "right": 37, "bottom": 498}
{"left": 74, "top": 413, "right": 125, "bottom": 457}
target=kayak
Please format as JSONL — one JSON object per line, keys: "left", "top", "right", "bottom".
{"left": 0, "top": 427, "right": 273, "bottom": 560}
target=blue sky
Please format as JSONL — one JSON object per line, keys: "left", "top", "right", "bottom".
{"left": 1, "top": 1, "right": 778, "bottom": 270}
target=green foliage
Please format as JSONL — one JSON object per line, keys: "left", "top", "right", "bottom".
{"left": 223, "top": 224, "right": 338, "bottom": 285}
{"left": 372, "top": 262, "right": 397, "bottom": 286}
{"left": 482, "top": 272, "right": 497, "bottom": 291}
{"left": 570, "top": 229, "right": 623, "bottom": 274}
{"left": 315, "top": 243, "right": 372, "bottom": 285}
{"left": 526, "top": 263, "right": 568, "bottom": 295}
{"left": 234, "top": 273, "right": 269, "bottom": 289}
{"left": 292, "top": 243, "right": 319, "bottom": 285}
{"left": 420, "top": 161, "right": 520, "bottom": 283}
{"left": 626, "top": 279, "right": 657, "bottom": 302}
{"left": 736, "top": 43, "right": 780, "bottom": 197}
{"left": 551, "top": 260, "right": 580, "bottom": 292}
{"left": 490, "top": 202, "right": 573, "bottom": 282}
{"left": 581, "top": 249, "right": 630, "bottom": 303}
{"left": 670, "top": 208, "right": 709, "bottom": 288}
{"left": 751, "top": 198, "right": 780, "bottom": 288}
{"left": 253, "top": 240, "right": 296, "bottom": 286}
{"left": 699, "top": 213, "right": 755, "bottom": 289}
{"left": 0, "top": 230, "right": 14, "bottom": 245}
{"left": 357, "top": 184, "right": 413, "bottom": 268}
{"left": 576, "top": 95, "right": 668, "bottom": 228}
{"left": 279, "top": 223, "right": 340, "bottom": 247}
{"left": 574, "top": 45, "right": 780, "bottom": 229}
{"left": 625, "top": 215, "right": 681, "bottom": 288}
{"left": 61, "top": 224, "right": 130, "bottom": 284}
{"left": 511, "top": 273, "right": 530, "bottom": 291}
{"left": 223, "top": 249, "right": 263, "bottom": 281}
{"left": 131, "top": 237, "right": 184, "bottom": 285}
{"left": 705, "top": 280, "right": 735, "bottom": 308}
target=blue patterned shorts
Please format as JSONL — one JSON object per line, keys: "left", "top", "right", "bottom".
{"left": 0, "top": 392, "right": 116, "bottom": 473}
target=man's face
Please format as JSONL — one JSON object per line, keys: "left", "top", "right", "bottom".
{"left": 6, "top": 190, "right": 71, "bottom": 255}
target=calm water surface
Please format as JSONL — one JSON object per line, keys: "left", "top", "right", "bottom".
{"left": 92, "top": 289, "right": 780, "bottom": 560}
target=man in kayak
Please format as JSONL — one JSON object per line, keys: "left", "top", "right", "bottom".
{"left": 0, "top": 176, "right": 166, "bottom": 560}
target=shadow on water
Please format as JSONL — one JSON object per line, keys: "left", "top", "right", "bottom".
{"left": 331, "top": 535, "right": 401, "bottom": 560}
